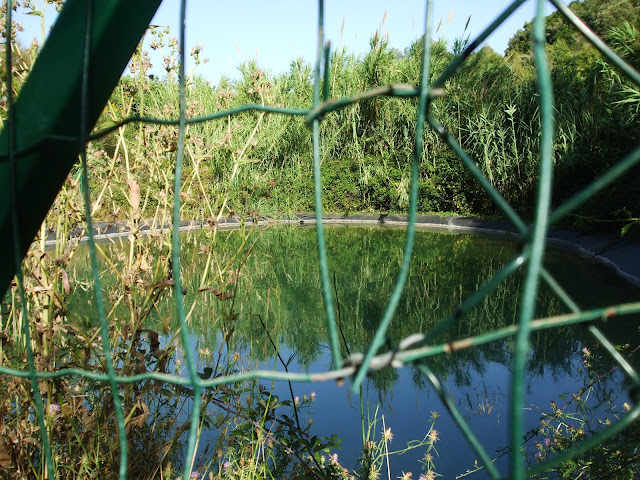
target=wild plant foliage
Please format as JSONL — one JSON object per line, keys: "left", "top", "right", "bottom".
{"left": 1, "top": 0, "right": 640, "bottom": 478}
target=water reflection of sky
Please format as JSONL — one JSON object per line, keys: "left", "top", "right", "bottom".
{"left": 69, "top": 226, "right": 639, "bottom": 477}
{"left": 192, "top": 338, "right": 627, "bottom": 479}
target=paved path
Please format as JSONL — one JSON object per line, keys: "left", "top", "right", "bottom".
{"left": 45, "top": 213, "right": 640, "bottom": 287}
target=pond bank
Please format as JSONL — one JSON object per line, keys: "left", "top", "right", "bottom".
{"left": 46, "top": 212, "right": 640, "bottom": 288}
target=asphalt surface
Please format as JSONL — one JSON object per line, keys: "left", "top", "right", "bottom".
{"left": 45, "top": 213, "right": 640, "bottom": 288}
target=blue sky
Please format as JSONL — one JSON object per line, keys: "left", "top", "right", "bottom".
{"left": 14, "top": 0, "right": 567, "bottom": 84}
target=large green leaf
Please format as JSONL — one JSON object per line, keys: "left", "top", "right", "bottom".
{"left": 0, "top": 0, "right": 162, "bottom": 295}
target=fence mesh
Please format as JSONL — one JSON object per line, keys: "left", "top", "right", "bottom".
{"left": 1, "top": 0, "right": 640, "bottom": 478}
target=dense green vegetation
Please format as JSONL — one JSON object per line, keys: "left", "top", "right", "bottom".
{"left": 68, "top": 0, "right": 639, "bottom": 234}
{"left": 1, "top": 0, "right": 640, "bottom": 478}
{"left": 2, "top": 0, "right": 639, "bottom": 232}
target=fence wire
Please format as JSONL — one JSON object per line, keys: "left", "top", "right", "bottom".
{"left": 1, "top": 0, "right": 640, "bottom": 479}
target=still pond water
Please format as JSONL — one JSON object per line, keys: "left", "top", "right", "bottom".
{"left": 72, "top": 224, "right": 640, "bottom": 478}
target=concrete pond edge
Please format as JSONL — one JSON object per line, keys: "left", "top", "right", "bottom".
{"left": 44, "top": 212, "right": 640, "bottom": 288}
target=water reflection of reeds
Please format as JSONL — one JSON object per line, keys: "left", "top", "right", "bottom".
{"left": 37, "top": 224, "right": 636, "bottom": 477}
{"left": 67, "top": 224, "right": 639, "bottom": 391}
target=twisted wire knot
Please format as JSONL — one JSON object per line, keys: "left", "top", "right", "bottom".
{"left": 342, "top": 333, "right": 426, "bottom": 373}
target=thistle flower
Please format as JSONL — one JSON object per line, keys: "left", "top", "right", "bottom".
{"left": 368, "top": 465, "right": 380, "bottom": 480}
{"left": 48, "top": 403, "right": 60, "bottom": 415}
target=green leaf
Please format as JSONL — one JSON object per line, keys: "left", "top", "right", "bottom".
{"left": 215, "top": 413, "right": 225, "bottom": 428}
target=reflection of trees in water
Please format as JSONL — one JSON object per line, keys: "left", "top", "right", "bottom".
{"left": 55, "top": 225, "right": 638, "bottom": 479}
{"left": 68, "top": 225, "right": 638, "bottom": 396}
{"left": 529, "top": 329, "right": 580, "bottom": 379}
{"left": 368, "top": 368, "right": 401, "bottom": 403}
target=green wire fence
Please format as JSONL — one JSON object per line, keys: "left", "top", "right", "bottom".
{"left": 1, "top": 0, "right": 640, "bottom": 478}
